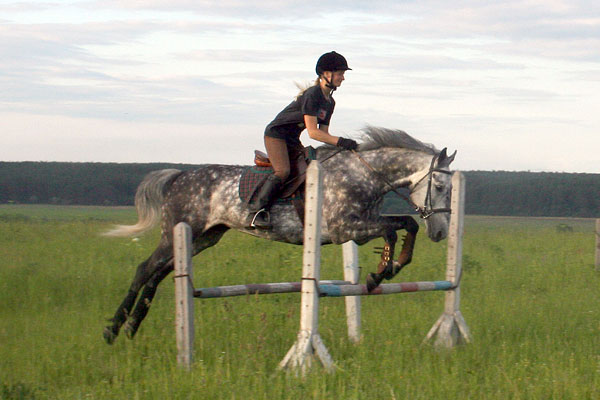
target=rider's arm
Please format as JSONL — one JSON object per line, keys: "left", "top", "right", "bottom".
{"left": 304, "top": 115, "right": 339, "bottom": 145}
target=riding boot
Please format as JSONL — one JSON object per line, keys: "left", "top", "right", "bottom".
{"left": 248, "top": 174, "right": 283, "bottom": 229}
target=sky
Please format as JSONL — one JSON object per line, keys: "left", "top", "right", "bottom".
{"left": 1, "top": 0, "right": 599, "bottom": 173}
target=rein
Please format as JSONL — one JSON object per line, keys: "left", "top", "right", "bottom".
{"left": 350, "top": 150, "right": 452, "bottom": 219}
{"left": 317, "top": 147, "right": 345, "bottom": 164}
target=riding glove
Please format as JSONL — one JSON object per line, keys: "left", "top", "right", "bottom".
{"left": 337, "top": 137, "right": 358, "bottom": 151}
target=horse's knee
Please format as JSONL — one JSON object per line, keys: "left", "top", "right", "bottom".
{"left": 404, "top": 217, "right": 419, "bottom": 234}
{"left": 384, "top": 229, "right": 398, "bottom": 243}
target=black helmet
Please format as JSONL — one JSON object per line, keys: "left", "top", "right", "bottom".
{"left": 315, "top": 51, "right": 352, "bottom": 75}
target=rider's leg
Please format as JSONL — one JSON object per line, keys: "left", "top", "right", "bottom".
{"left": 248, "top": 137, "right": 288, "bottom": 229}
{"left": 265, "top": 136, "right": 290, "bottom": 181}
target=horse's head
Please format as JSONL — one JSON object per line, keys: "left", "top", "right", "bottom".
{"left": 409, "top": 148, "right": 456, "bottom": 242}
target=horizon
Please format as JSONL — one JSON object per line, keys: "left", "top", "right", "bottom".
{"left": 3, "top": 159, "right": 600, "bottom": 175}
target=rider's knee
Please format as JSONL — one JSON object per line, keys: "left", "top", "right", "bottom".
{"left": 273, "top": 168, "right": 290, "bottom": 181}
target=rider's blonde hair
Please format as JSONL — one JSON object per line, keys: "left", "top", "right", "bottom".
{"left": 295, "top": 78, "right": 321, "bottom": 100}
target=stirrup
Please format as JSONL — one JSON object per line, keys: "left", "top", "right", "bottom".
{"left": 250, "top": 208, "right": 271, "bottom": 229}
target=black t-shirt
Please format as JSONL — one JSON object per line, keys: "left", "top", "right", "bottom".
{"left": 264, "top": 85, "right": 335, "bottom": 147}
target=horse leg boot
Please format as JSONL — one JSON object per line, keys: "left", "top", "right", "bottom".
{"left": 366, "top": 230, "right": 398, "bottom": 292}
{"left": 248, "top": 174, "right": 283, "bottom": 229}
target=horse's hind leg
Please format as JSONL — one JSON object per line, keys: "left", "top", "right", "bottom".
{"left": 103, "top": 241, "right": 172, "bottom": 344}
{"left": 123, "top": 224, "right": 230, "bottom": 340}
{"left": 123, "top": 261, "right": 173, "bottom": 340}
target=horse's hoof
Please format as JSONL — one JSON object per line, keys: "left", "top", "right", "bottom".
{"left": 103, "top": 327, "right": 117, "bottom": 345}
{"left": 366, "top": 273, "right": 380, "bottom": 292}
{"left": 123, "top": 321, "right": 136, "bottom": 340}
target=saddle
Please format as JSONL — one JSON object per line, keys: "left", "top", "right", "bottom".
{"left": 239, "top": 147, "right": 316, "bottom": 224}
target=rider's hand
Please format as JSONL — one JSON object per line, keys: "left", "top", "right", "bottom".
{"left": 337, "top": 137, "right": 358, "bottom": 151}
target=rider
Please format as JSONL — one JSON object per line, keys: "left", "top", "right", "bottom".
{"left": 249, "top": 51, "right": 359, "bottom": 229}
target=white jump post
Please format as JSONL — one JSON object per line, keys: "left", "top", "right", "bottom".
{"left": 279, "top": 161, "right": 334, "bottom": 373}
{"left": 424, "top": 172, "right": 472, "bottom": 347}
{"left": 174, "top": 222, "right": 194, "bottom": 369}
{"left": 342, "top": 241, "right": 361, "bottom": 343}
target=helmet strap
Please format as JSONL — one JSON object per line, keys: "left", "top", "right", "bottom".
{"left": 322, "top": 73, "right": 337, "bottom": 92}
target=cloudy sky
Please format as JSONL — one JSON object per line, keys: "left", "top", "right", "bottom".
{"left": 2, "top": 0, "right": 599, "bottom": 172}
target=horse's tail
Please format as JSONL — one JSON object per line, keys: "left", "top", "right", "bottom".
{"left": 103, "top": 169, "right": 182, "bottom": 237}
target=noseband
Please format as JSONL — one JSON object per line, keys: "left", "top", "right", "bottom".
{"left": 351, "top": 150, "right": 452, "bottom": 219}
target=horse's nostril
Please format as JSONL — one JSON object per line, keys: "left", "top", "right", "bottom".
{"left": 435, "top": 231, "right": 443, "bottom": 241}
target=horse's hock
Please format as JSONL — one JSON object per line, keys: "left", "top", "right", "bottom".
{"left": 173, "top": 161, "right": 471, "bottom": 372}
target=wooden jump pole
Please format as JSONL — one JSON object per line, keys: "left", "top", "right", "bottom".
{"left": 424, "top": 172, "right": 472, "bottom": 347}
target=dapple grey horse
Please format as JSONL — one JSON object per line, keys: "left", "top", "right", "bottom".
{"left": 103, "top": 126, "right": 456, "bottom": 344}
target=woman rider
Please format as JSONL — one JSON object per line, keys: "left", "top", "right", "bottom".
{"left": 249, "top": 51, "right": 358, "bottom": 229}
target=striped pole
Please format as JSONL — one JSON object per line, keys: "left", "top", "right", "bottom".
{"left": 194, "top": 280, "right": 452, "bottom": 299}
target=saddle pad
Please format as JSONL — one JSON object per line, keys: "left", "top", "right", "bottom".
{"left": 239, "top": 166, "right": 272, "bottom": 203}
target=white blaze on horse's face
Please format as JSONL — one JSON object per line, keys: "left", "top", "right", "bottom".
{"left": 424, "top": 171, "right": 452, "bottom": 242}
{"left": 409, "top": 149, "right": 456, "bottom": 242}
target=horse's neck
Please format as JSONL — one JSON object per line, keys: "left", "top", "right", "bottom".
{"left": 360, "top": 148, "right": 432, "bottom": 190}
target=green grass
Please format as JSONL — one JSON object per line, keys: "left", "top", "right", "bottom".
{"left": 1, "top": 205, "right": 599, "bottom": 399}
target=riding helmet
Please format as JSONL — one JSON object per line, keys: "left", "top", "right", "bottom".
{"left": 315, "top": 51, "right": 352, "bottom": 75}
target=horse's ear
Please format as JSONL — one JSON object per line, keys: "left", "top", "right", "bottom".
{"left": 437, "top": 148, "right": 456, "bottom": 167}
{"left": 447, "top": 150, "right": 457, "bottom": 164}
{"left": 439, "top": 148, "right": 448, "bottom": 160}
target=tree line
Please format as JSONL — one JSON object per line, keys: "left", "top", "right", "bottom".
{"left": 1, "top": 162, "right": 599, "bottom": 218}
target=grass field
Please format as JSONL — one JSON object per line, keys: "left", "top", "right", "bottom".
{"left": 1, "top": 205, "right": 599, "bottom": 399}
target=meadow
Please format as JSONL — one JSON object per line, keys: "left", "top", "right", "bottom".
{"left": 0, "top": 205, "right": 598, "bottom": 399}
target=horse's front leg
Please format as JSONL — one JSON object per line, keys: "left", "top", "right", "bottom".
{"left": 366, "top": 230, "right": 397, "bottom": 291}
{"left": 365, "top": 215, "right": 419, "bottom": 291}
{"left": 394, "top": 216, "right": 419, "bottom": 275}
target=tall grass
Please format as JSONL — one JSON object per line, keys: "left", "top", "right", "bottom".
{"left": 1, "top": 205, "right": 598, "bottom": 399}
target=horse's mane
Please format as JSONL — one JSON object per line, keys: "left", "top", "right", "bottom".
{"left": 317, "top": 125, "right": 438, "bottom": 156}
{"left": 359, "top": 126, "right": 437, "bottom": 154}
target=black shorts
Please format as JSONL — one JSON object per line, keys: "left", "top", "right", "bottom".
{"left": 264, "top": 124, "right": 302, "bottom": 147}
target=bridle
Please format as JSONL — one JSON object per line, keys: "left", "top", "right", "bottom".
{"left": 350, "top": 150, "right": 452, "bottom": 219}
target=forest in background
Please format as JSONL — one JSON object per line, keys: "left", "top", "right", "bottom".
{"left": 1, "top": 162, "right": 599, "bottom": 218}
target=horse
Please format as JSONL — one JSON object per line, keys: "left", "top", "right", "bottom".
{"left": 102, "top": 126, "right": 456, "bottom": 344}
